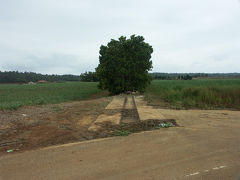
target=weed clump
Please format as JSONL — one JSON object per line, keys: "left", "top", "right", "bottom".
{"left": 114, "top": 130, "right": 131, "bottom": 136}
{"left": 156, "top": 122, "right": 174, "bottom": 128}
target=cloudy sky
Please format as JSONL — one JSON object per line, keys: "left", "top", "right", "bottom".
{"left": 0, "top": 0, "right": 239, "bottom": 75}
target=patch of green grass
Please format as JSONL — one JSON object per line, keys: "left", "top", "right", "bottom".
{"left": 145, "top": 79, "right": 240, "bottom": 109}
{"left": 0, "top": 102, "right": 23, "bottom": 110}
{"left": 0, "top": 82, "right": 104, "bottom": 110}
{"left": 155, "top": 122, "right": 175, "bottom": 129}
{"left": 114, "top": 130, "right": 131, "bottom": 136}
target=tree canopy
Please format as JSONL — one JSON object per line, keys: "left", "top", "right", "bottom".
{"left": 80, "top": 71, "right": 98, "bottom": 82}
{"left": 96, "top": 35, "right": 153, "bottom": 94}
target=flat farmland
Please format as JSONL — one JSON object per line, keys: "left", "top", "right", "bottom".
{"left": 0, "top": 82, "right": 105, "bottom": 110}
{"left": 1, "top": 79, "right": 240, "bottom": 111}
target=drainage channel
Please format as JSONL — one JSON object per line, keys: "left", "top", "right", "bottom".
{"left": 132, "top": 95, "right": 140, "bottom": 122}
{"left": 120, "top": 96, "right": 140, "bottom": 124}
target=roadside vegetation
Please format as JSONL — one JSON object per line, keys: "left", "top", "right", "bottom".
{"left": 114, "top": 130, "right": 131, "bottom": 136}
{"left": 145, "top": 79, "right": 240, "bottom": 110}
{"left": 0, "top": 82, "right": 104, "bottom": 110}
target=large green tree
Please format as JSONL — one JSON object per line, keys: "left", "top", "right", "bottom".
{"left": 96, "top": 35, "right": 153, "bottom": 94}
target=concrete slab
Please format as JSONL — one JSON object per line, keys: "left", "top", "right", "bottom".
{"left": 134, "top": 96, "right": 165, "bottom": 121}
{"left": 105, "top": 96, "right": 124, "bottom": 109}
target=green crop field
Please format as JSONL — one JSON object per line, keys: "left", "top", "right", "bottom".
{"left": 0, "top": 82, "right": 103, "bottom": 110}
{"left": 145, "top": 79, "right": 240, "bottom": 109}
{"left": 1, "top": 79, "right": 240, "bottom": 111}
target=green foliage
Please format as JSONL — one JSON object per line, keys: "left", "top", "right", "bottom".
{"left": 80, "top": 71, "right": 98, "bottom": 82}
{"left": 96, "top": 35, "right": 153, "bottom": 94}
{"left": 156, "top": 122, "right": 174, "bottom": 128}
{"left": 0, "top": 71, "right": 82, "bottom": 83}
{"left": 0, "top": 82, "right": 103, "bottom": 110}
{"left": 145, "top": 79, "right": 240, "bottom": 109}
{"left": 114, "top": 130, "right": 131, "bottom": 136}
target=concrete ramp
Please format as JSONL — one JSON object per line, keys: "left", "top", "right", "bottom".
{"left": 88, "top": 96, "right": 124, "bottom": 131}
{"left": 135, "top": 96, "right": 165, "bottom": 121}
{"left": 89, "top": 95, "right": 166, "bottom": 131}
{"left": 105, "top": 96, "right": 125, "bottom": 109}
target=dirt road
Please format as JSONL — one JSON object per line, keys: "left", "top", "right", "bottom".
{"left": 1, "top": 97, "right": 240, "bottom": 179}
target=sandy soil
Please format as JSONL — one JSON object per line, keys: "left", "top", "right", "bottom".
{"left": 0, "top": 95, "right": 240, "bottom": 179}
{"left": 0, "top": 97, "right": 112, "bottom": 155}
{"left": 135, "top": 95, "right": 166, "bottom": 120}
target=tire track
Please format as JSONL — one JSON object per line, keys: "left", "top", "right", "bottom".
{"left": 121, "top": 96, "right": 140, "bottom": 124}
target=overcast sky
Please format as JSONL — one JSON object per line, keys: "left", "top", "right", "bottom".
{"left": 0, "top": 0, "right": 239, "bottom": 75}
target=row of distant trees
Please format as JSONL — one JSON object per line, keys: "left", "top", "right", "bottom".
{"left": 1, "top": 71, "right": 240, "bottom": 84}
{"left": 150, "top": 73, "right": 240, "bottom": 80}
{"left": 152, "top": 74, "right": 192, "bottom": 80}
{"left": 0, "top": 71, "right": 98, "bottom": 83}
{"left": 79, "top": 71, "right": 98, "bottom": 82}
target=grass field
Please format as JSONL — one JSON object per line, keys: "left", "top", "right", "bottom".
{"left": 1, "top": 79, "right": 240, "bottom": 111}
{"left": 0, "top": 82, "right": 103, "bottom": 110}
{"left": 145, "top": 79, "right": 240, "bottom": 109}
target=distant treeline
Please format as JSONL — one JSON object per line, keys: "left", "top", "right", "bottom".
{"left": 1, "top": 71, "right": 240, "bottom": 83}
{"left": 0, "top": 71, "right": 98, "bottom": 83}
{"left": 79, "top": 71, "right": 98, "bottom": 82}
{"left": 150, "top": 73, "right": 240, "bottom": 80}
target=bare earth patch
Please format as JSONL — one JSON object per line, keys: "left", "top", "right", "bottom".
{"left": 1, "top": 95, "right": 240, "bottom": 158}
{"left": 0, "top": 97, "right": 112, "bottom": 155}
